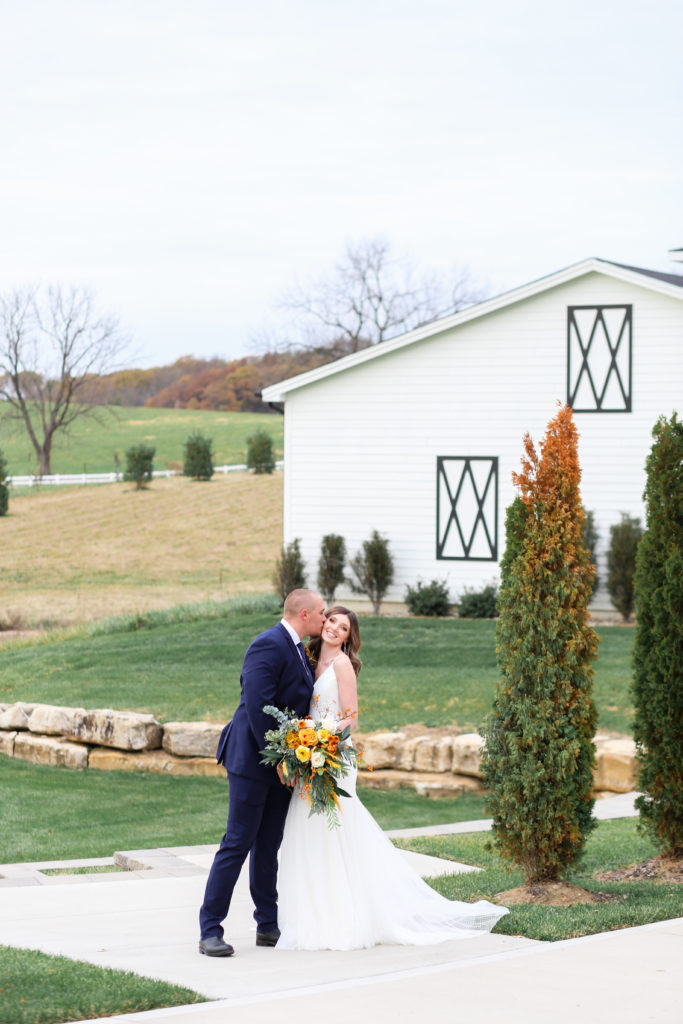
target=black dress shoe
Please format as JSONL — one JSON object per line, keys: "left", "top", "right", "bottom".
{"left": 199, "top": 936, "right": 234, "bottom": 957}
{"left": 255, "top": 928, "right": 280, "bottom": 947}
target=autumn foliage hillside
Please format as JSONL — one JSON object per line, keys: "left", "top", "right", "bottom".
{"left": 81, "top": 342, "right": 363, "bottom": 413}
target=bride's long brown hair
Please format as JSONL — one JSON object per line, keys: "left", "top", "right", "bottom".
{"left": 309, "top": 605, "right": 362, "bottom": 677}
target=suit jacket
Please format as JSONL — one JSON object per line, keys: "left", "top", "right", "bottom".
{"left": 216, "top": 622, "right": 314, "bottom": 784}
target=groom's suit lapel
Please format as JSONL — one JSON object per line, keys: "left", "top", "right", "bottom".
{"left": 277, "top": 623, "right": 314, "bottom": 687}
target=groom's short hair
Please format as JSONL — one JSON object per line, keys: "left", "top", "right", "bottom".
{"left": 283, "top": 589, "right": 321, "bottom": 618}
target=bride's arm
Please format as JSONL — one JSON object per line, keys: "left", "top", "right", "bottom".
{"left": 334, "top": 655, "right": 359, "bottom": 733}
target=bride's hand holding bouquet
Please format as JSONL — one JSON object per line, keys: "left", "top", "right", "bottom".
{"left": 260, "top": 705, "right": 357, "bottom": 828}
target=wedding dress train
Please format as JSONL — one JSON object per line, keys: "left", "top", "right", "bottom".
{"left": 276, "top": 662, "right": 508, "bottom": 951}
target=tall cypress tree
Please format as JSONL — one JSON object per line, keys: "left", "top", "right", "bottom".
{"left": 481, "top": 405, "right": 598, "bottom": 882}
{"left": 632, "top": 413, "right": 683, "bottom": 856}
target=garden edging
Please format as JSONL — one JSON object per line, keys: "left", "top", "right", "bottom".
{"left": 0, "top": 702, "right": 636, "bottom": 795}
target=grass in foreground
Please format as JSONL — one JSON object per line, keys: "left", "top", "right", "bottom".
{"left": 0, "top": 756, "right": 488, "bottom": 864}
{"left": 397, "top": 818, "right": 683, "bottom": 941}
{"left": 0, "top": 945, "right": 205, "bottom": 1024}
{"left": 0, "top": 613, "right": 635, "bottom": 735}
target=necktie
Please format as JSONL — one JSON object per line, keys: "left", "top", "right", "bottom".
{"left": 297, "top": 642, "right": 309, "bottom": 671}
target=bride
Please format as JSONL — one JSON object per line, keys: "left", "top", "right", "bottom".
{"left": 276, "top": 605, "right": 508, "bottom": 951}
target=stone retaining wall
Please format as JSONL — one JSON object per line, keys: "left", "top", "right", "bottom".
{"left": 0, "top": 702, "right": 636, "bottom": 794}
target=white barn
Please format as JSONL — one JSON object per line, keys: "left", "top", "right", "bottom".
{"left": 262, "top": 258, "right": 683, "bottom": 614}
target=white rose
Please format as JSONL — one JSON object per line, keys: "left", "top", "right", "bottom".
{"left": 311, "top": 750, "right": 325, "bottom": 769}
{"left": 321, "top": 717, "right": 337, "bottom": 733}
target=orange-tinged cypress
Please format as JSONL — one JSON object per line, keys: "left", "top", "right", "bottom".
{"left": 481, "top": 404, "right": 599, "bottom": 882}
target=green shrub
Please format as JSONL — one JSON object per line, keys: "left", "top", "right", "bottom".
{"left": 124, "top": 444, "right": 155, "bottom": 489}
{"left": 457, "top": 584, "right": 498, "bottom": 619}
{"left": 481, "top": 405, "right": 598, "bottom": 883}
{"left": 583, "top": 509, "right": 600, "bottom": 594}
{"left": 606, "top": 513, "right": 643, "bottom": 621}
{"left": 247, "top": 430, "right": 275, "bottom": 474}
{"left": 317, "top": 534, "right": 346, "bottom": 604}
{"left": 0, "top": 448, "right": 8, "bottom": 516}
{"left": 348, "top": 530, "right": 394, "bottom": 615}
{"left": 273, "top": 538, "right": 307, "bottom": 601}
{"left": 405, "top": 579, "right": 452, "bottom": 617}
{"left": 633, "top": 412, "right": 683, "bottom": 857}
{"left": 182, "top": 432, "right": 214, "bottom": 480}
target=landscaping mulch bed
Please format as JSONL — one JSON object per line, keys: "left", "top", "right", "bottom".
{"left": 597, "top": 854, "right": 683, "bottom": 884}
{"left": 494, "top": 881, "right": 617, "bottom": 906}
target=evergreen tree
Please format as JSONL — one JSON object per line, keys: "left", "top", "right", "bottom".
{"left": 124, "top": 444, "right": 155, "bottom": 489}
{"left": 247, "top": 430, "right": 275, "bottom": 474}
{"left": 632, "top": 413, "right": 683, "bottom": 856}
{"left": 481, "top": 405, "right": 598, "bottom": 882}
{"left": 582, "top": 509, "right": 600, "bottom": 594}
{"left": 273, "top": 538, "right": 307, "bottom": 602}
{"left": 606, "top": 513, "right": 643, "bottom": 621}
{"left": 317, "top": 534, "right": 346, "bottom": 604}
{"left": 348, "top": 530, "right": 394, "bottom": 615}
{"left": 183, "top": 432, "right": 214, "bottom": 480}
{"left": 498, "top": 496, "right": 529, "bottom": 591}
{"left": 0, "top": 448, "right": 8, "bottom": 516}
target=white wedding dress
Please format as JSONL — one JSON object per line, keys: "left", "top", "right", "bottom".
{"left": 276, "top": 662, "right": 508, "bottom": 951}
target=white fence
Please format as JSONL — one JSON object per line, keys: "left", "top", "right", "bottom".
{"left": 7, "top": 462, "right": 283, "bottom": 488}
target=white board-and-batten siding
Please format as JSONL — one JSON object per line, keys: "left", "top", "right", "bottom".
{"left": 271, "top": 267, "right": 683, "bottom": 611}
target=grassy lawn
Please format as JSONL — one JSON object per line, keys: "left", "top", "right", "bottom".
{"left": 0, "top": 756, "right": 488, "bottom": 864}
{"left": 0, "top": 474, "right": 282, "bottom": 628}
{"left": 397, "top": 818, "right": 683, "bottom": 941}
{"left": 0, "top": 945, "right": 205, "bottom": 1024}
{"left": 0, "top": 612, "right": 635, "bottom": 734}
{"left": 1, "top": 405, "right": 283, "bottom": 476}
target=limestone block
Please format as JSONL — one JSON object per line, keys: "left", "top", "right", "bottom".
{"left": 162, "top": 721, "right": 224, "bottom": 758}
{"left": 0, "top": 730, "right": 17, "bottom": 756}
{"left": 0, "top": 702, "right": 39, "bottom": 730}
{"left": 397, "top": 736, "right": 422, "bottom": 771}
{"left": 29, "top": 706, "right": 162, "bottom": 751}
{"left": 451, "top": 733, "right": 484, "bottom": 778}
{"left": 14, "top": 733, "right": 89, "bottom": 769}
{"left": 88, "top": 747, "right": 224, "bottom": 777}
{"left": 359, "top": 731, "right": 406, "bottom": 769}
{"left": 357, "top": 768, "right": 485, "bottom": 796}
{"left": 414, "top": 736, "right": 454, "bottom": 773}
{"left": 593, "top": 736, "right": 637, "bottom": 793}
{"left": 28, "top": 704, "right": 83, "bottom": 736}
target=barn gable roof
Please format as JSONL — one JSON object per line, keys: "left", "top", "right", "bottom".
{"left": 261, "top": 257, "right": 683, "bottom": 401}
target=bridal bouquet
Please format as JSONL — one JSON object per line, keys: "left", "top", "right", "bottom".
{"left": 260, "top": 705, "right": 357, "bottom": 828}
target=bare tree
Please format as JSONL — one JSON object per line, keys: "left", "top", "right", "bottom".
{"left": 277, "top": 239, "right": 481, "bottom": 352}
{"left": 0, "top": 285, "right": 128, "bottom": 475}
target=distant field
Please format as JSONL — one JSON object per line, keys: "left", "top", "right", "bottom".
{"left": 1, "top": 474, "right": 282, "bottom": 628}
{"left": 0, "top": 405, "right": 283, "bottom": 476}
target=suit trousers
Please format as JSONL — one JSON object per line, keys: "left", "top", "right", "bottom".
{"left": 199, "top": 772, "right": 291, "bottom": 939}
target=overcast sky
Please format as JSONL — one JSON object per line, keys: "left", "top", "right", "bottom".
{"left": 2, "top": 0, "right": 681, "bottom": 368}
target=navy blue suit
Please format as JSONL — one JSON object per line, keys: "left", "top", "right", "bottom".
{"left": 199, "top": 622, "right": 314, "bottom": 940}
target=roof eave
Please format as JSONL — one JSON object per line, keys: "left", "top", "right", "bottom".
{"left": 261, "top": 257, "right": 683, "bottom": 401}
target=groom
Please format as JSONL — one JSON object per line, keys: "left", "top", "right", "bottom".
{"left": 198, "top": 588, "right": 326, "bottom": 956}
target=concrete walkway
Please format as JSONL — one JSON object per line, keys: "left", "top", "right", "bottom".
{"left": 0, "top": 793, "right": 680, "bottom": 1024}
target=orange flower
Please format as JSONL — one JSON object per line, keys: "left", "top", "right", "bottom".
{"left": 298, "top": 720, "right": 307, "bottom": 729}
{"left": 298, "top": 728, "right": 318, "bottom": 747}
{"left": 327, "top": 735, "right": 339, "bottom": 753}
{"left": 285, "top": 731, "right": 299, "bottom": 749}
{"left": 295, "top": 745, "right": 311, "bottom": 763}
